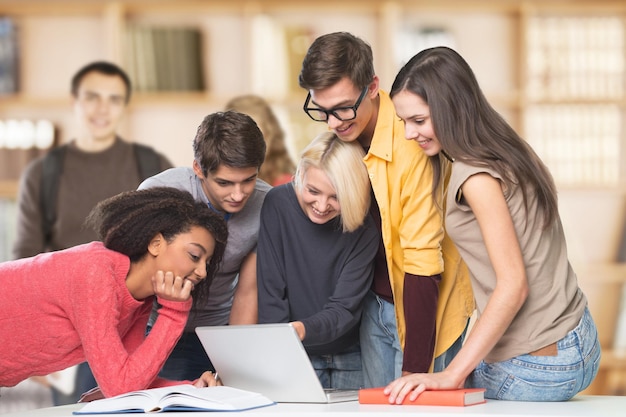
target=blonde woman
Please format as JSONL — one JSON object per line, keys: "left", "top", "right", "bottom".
{"left": 225, "top": 95, "right": 295, "bottom": 186}
{"left": 257, "top": 132, "right": 379, "bottom": 389}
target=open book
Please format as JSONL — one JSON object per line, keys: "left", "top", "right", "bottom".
{"left": 358, "top": 387, "right": 486, "bottom": 407}
{"left": 73, "top": 385, "right": 275, "bottom": 414}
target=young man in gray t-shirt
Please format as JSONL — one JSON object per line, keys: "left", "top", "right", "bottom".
{"left": 139, "top": 111, "right": 271, "bottom": 381}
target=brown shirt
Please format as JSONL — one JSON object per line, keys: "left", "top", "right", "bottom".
{"left": 12, "top": 138, "right": 172, "bottom": 258}
{"left": 446, "top": 161, "right": 586, "bottom": 362}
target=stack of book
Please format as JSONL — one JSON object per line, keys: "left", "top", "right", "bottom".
{"left": 124, "top": 25, "right": 205, "bottom": 93}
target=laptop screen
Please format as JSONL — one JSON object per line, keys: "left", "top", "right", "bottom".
{"left": 195, "top": 323, "right": 357, "bottom": 403}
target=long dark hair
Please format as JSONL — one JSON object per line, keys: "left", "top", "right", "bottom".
{"left": 85, "top": 187, "right": 228, "bottom": 306}
{"left": 391, "top": 46, "right": 557, "bottom": 228}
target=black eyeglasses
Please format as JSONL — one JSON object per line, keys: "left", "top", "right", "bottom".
{"left": 303, "top": 87, "right": 368, "bottom": 122}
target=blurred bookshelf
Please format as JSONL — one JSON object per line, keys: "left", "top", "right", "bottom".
{"left": 124, "top": 24, "right": 204, "bottom": 92}
{"left": 0, "top": 194, "right": 16, "bottom": 262}
{"left": 0, "top": 0, "right": 622, "bottom": 187}
{"left": 0, "top": 118, "right": 54, "bottom": 262}
{"left": 0, "top": 15, "right": 18, "bottom": 95}
{"left": 523, "top": 13, "right": 625, "bottom": 188}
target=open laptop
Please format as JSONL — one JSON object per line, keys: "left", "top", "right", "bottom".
{"left": 195, "top": 323, "right": 359, "bottom": 403}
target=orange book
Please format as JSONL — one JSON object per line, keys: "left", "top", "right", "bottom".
{"left": 358, "top": 387, "right": 486, "bottom": 407}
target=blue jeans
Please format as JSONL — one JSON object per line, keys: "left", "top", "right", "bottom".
{"left": 466, "top": 307, "right": 601, "bottom": 401}
{"left": 360, "top": 291, "right": 465, "bottom": 388}
{"left": 360, "top": 291, "right": 402, "bottom": 388}
{"left": 434, "top": 322, "right": 465, "bottom": 372}
{"left": 309, "top": 343, "right": 363, "bottom": 389}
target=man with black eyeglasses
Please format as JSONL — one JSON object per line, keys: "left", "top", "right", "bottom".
{"left": 299, "top": 32, "right": 474, "bottom": 389}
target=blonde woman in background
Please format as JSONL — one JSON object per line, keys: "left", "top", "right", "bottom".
{"left": 225, "top": 95, "right": 295, "bottom": 186}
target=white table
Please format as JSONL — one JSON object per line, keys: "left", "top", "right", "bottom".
{"left": 3, "top": 396, "right": 625, "bottom": 417}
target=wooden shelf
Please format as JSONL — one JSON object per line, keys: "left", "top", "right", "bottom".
{"left": 0, "top": 0, "right": 622, "bottom": 167}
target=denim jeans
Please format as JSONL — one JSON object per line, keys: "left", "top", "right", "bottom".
{"left": 360, "top": 291, "right": 403, "bottom": 388}
{"left": 433, "top": 321, "right": 466, "bottom": 372}
{"left": 309, "top": 343, "right": 363, "bottom": 389}
{"left": 360, "top": 291, "right": 465, "bottom": 388}
{"left": 466, "top": 307, "right": 601, "bottom": 401}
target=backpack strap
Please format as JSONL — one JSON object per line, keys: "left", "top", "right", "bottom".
{"left": 40, "top": 145, "right": 68, "bottom": 246}
{"left": 133, "top": 143, "right": 163, "bottom": 181}
{"left": 39, "top": 142, "right": 162, "bottom": 246}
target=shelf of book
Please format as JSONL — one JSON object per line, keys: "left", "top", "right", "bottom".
{"left": 0, "top": 0, "right": 622, "bottom": 196}
{"left": 0, "top": 0, "right": 622, "bottom": 178}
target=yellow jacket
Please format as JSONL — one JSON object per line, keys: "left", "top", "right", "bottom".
{"left": 363, "top": 91, "right": 474, "bottom": 361}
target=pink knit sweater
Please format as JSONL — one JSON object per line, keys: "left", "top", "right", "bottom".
{"left": 0, "top": 242, "right": 192, "bottom": 397}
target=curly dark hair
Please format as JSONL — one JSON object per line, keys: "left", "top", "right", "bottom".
{"left": 84, "top": 187, "right": 228, "bottom": 306}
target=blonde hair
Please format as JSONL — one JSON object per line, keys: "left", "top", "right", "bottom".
{"left": 225, "top": 95, "right": 295, "bottom": 185}
{"left": 294, "top": 132, "right": 370, "bottom": 233}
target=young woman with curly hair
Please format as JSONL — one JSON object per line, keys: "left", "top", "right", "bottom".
{"left": 0, "top": 187, "right": 228, "bottom": 399}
